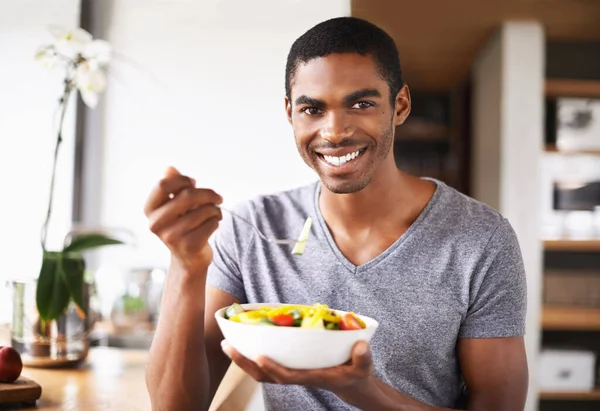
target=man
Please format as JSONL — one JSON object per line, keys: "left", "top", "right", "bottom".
{"left": 144, "top": 17, "right": 528, "bottom": 411}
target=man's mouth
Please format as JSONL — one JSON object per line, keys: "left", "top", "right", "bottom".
{"left": 317, "top": 149, "right": 365, "bottom": 167}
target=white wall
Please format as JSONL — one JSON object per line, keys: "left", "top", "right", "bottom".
{"left": 472, "top": 21, "right": 544, "bottom": 411}
{"left": 0, "top": 0, "right": 81, "bottom": 323}
{"left": 86, "top": 2, "right": 349, "bottom": 409}
{"left": 82, "top": 0, "right": 350, "bottom": 275}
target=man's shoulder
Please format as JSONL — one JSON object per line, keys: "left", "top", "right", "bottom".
{"left": 232, "top": 181, "right": 318, "bottom": 219}
{"left": 432, "top": 180, "right": 513, "bottom": 243}
{"left": 218, "top": 182, "right": 318, "bottom": 245}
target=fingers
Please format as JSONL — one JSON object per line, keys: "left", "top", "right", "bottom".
{"left": 144, "top": 167, "right": 222, "bottom": 269}
{"left": 222, "top": 341, "right": 274, "bottom": 383}
{"left": 164, "top": 166, "right": 181, "bottom": 178}
{"left": 255, "top": 341, "right": 374, "bottom": 387}
{"left": 257, "top": 356, "right": 342, "bottom": 387}
{"left": 160, "top": 205, "right": 222, "bottom": 247}
{"left": 351, "top": 341, "right": 373, "bottom": 375}
{"left": 165, "top": 166, "right": 196, "bottom": 186}
{"left": 148, "top": 188, "right": 223, "bottom": 259}
{"left": 144, "top": 174, "right": 194, "bottom": 216}
{"left": 148, "top": 188, "right": 222, "bottom": 234}
{"left": 173, "top": 216, "right": 221, "bottom": 255}
{"left": 220, "top": 342, "right": 374, "bottom": 388}
{"left": 254, "top": 356, "right": 293, "bottom": 383}
{"left": 255, "top": 356, "right": 312, "bottom": 385}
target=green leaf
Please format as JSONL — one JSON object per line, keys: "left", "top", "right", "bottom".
{"left": 61, "top": 256, "right": 86, "bottom": 314}
{"left": 63, "top": 233, "right": 123, "bottom": 253}
{"left": 36, "top": 252, "right": 70, "bottom": 322}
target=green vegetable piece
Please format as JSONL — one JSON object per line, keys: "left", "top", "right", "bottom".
{"left": 292, "top": 217, "right": 312, "bottom": 255}
{"left": 225, "top": 303, "right": 245, "bottom": 319}
{"left": 259, "top": 318, "right": 276, "bottom": 326}
{"left": 288, "top": 309, "right": 302, "bottom": 326}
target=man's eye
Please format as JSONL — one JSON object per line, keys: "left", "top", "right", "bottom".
{"left": 301, "top": 107, "right": 322, "bottom": 115}
{"left": 352, "top": 101, "right": 374, "bottom": 109}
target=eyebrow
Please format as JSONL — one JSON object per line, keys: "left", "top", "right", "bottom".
{"left": 294, "top": 95, "right": 325, "bottom": 107}
{"left": 342, "top": 89, "right": 382, "bottom": 105}
{"left": 294, "top": 88, "right": 382, "bottom": 107}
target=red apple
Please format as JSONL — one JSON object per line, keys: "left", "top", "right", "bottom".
{"left": 0, "top": 346, "right": 23, "bottom": 383}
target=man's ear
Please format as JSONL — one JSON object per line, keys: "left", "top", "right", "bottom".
{"left": 394, "top": 84, "right": 411, "bottom": 126}
{"left": 285, "top": 96, "right": 292, "bottom": 125}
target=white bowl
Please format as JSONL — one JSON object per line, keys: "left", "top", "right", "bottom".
{"left": 215, "top": 303, "right": 379, "bottom": 369}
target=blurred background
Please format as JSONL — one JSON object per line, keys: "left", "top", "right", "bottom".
{"left": 1, "top": 1, "right": 599, "bottom": 410}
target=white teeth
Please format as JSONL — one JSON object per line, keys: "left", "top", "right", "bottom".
{"left": 322, "top": 150, "right": 361, "bottom": 166}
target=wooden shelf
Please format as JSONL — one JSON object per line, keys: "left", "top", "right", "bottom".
{"left": 540, "top": 389, "right": 600, "bottom": 401}
{"left": 395, "top": 119, "right": 449, "bottom": 137}
{"left": 544, "top": 239, "right": 600, "bottom": 252}
{"left": 546, "top": 79, "right": 600, "bottom": 98}
{"left": 544, "top": 144, "right": 600, "bottom": 155}
{"left": 542, "top": 306, "right": 600, "bottom": 331}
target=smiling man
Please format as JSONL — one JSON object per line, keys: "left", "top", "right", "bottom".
{"left": 144, "top": 17, "right": 529, "bottom": 411}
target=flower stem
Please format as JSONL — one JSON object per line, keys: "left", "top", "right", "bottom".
{"left": 41, "top": 81, "right": 73, "bottom": 251}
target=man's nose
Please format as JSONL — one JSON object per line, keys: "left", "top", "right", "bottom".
{"left": 320, "top": 111, "right": 354, "bottom": 143}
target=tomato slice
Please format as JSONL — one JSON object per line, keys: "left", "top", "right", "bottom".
{"left": 340, "top": 313, "right": 364, "bottom": 330}
{"left": 270, "top": 314, "right": 295, "bottom": 327}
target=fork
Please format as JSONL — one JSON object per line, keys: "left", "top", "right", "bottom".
{"left": 217, "top": 205, "right": 299, "bottom": 245}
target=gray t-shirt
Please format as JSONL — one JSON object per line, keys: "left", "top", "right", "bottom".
{"left": 207, "top": 179, "right": 527, "bottom": 410}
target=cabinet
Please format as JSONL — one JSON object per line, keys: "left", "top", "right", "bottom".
{"left": 540, "top": 67, "right": 600, "bottom": 410}
{"left": 393, "top": 84, "right": 471, "bottom": 195}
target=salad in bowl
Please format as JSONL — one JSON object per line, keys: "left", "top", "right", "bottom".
{"left": 224, "top": 302, "right": 366, "bottom": 330}
{"left": 215, "top": 303, "right": 378, "bottom": 369}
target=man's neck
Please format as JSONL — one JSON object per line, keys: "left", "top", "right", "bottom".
{"left": 319, "top": 163, "right": 433, "bottom": 234}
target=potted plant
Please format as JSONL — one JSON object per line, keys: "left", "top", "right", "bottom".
{"left": 10, "top": 26, "right": 123, "bottom": 367}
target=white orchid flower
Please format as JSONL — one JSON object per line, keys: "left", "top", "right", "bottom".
{"left": 48, "top": 25, "right": 93, "bottom": 57}
{"left": 75, "top": 62, "right": 107, "bottom": 108}
{"left": 35, "top": 26, "right": 112, "bottom": 108}
{"left": 82, "top": 40, "right": 112, "bottom": 66}
{"left": 34, "top": 45, "right": 60, "bottom": 69}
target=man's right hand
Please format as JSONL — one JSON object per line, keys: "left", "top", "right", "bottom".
{"left": 144, "top": 166, "right": 223, "bottom": 274}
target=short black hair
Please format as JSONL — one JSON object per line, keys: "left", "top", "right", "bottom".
{"left": 285, "top": 17, "right": 403, "bottom": 104}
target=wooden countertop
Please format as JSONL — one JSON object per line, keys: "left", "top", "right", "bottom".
{"left": 3, "top": 347, "right": 151, "bottom": 411}
{"left": 0, "top": 325, "right": 257, "bottom": 411}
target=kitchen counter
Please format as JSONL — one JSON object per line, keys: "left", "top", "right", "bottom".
{"left": 3, "top": 347, "right": 151, "bottom": 411}
{"left": 0, "top": 325, "right": 258, "bottom": 411}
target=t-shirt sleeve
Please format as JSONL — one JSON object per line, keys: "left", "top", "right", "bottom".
{"left": 459, "top": 219, "right": 527, "bottom": 338}
{"left": 206, "top": 210, "right": 248, "bottom": 303}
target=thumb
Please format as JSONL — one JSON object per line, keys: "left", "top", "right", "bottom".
{"left": 164, "top": 166, "right": 181, "bottom": 178}
{"left": 165, "top": 166, "right": 196, "bottom": 186}
{"left": 351, "top": 341, "right": 372, "bottom": 372}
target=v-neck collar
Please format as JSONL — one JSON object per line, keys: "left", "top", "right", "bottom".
{"left": 312, "top": 178, "right": 443, "bottom": 274}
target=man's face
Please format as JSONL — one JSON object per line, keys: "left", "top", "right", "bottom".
{"left": 286, "top": 53, "right": 410, "bottom": 194}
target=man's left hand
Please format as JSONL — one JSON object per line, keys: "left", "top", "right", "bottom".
{"left": 221, "top": 339, "right": 374, "bottom": 395}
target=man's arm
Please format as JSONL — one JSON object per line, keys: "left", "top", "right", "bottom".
{"left": 459, "top": 337, "right": 528, "bottom": 410}
{"left": 144, "top": 167, "right": 240, "bottom": 411}
{"left": 205, "top": 287, "right": 239, "bottom": 403}
{"left": 147, "top": 278, "right": 237, "bottom": 411}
